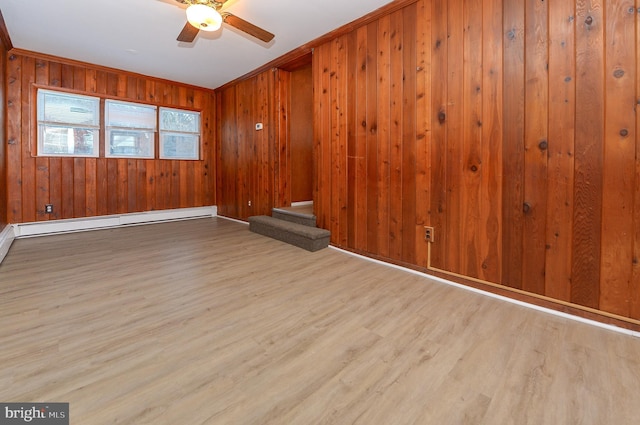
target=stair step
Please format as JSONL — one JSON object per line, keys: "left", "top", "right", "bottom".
{"left": 271, "top": 208, "right": 317, "bottom": 227}
{"left": 248, "top": 215, "right": 330, "bottom": 252}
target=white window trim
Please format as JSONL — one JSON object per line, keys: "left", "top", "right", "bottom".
{"left": 105, "top": 99, "right": 157, "bottom": 159}
{"left": 36, "top": 89, "right": 100, "bottom": 158}
{"left": 159, "top": 107, "right": 201, "bottom": 160}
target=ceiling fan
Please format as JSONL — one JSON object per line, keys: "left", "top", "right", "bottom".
{"left": 174, "top": 0, "right": 275, "bottom": 43}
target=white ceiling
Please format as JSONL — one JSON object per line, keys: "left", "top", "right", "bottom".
{"left": 0, "top": 0, "right": 394, "bottom": 89}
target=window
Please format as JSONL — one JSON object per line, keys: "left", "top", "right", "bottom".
{"left": 105, "top": 100, "right": 157, "bottom": 158}
{"left": 37, "top": 89, "right": 100, "bottom": 157}
{"left": 159, "top": 108, "right": 200, "bottom": 160}
{"left": 36, "top": 89, "right": 203, "bottom": 160}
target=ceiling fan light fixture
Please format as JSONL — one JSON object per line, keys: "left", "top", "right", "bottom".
{"left": 186, "top": 4, "right": 222, "bottom": 32}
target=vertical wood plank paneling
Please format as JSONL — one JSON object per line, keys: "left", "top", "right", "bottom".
{"left": 6, "top": 54, "right": 22, "bottom": 223}
{"left": 256, "top": 71, "right": 272, "bottom": 217}
{"left": 318, "top": 44, "right": 333, "bottom": 233}
{"left": 217, "top": 87, "right": 235, "bottom": 218}
{"left": 461, "top": 0, "right": 484, "bottom": 277}
{"left": 633, "top": 0, "right": 640, "bottom": 319}
{"left": 275, "top": 69, "right": 290, "bottom": 208}
{"left": 445, "top": 0, "right": 464, "bottom": 273}
{"left": 330, "top": 36, "right": 348, "bottom": 245}
{"left": 21, "top": 56, "right": 36, "bottom": 223}
{"left": 216, "top": 70, "right": 281, "bottom": 222}
{"left": 545, "top": 0, "right": 576, "bottom": 302}
{"left": 354, "top": 26, "right": 369, "bottom": 252}
{"left": 572, "top": 0, "right": 605, "bottom": 309}
{"left": 346, "top": 32, "right": 357, "bottom": 249}
{"left": 388, "top": 10, "right": 404, "bottom": 261}
{"left": 522, "top": 0, "right": 549, "bottom": 295}
{"left": 117, "top": 159, "right": 128, "bottom": 214}
{"left": 401, "top": 4, "right": 417, "bottom": 265}
{"left": 215, "top": 0, "right": 639, "bottom": 323}
{"left": 414, "top": 0, "right": 431, "bottom": 269}
{"left": 345, "top": 31, "right": 361, "bottom": 246}
{"left": 73, "top": 158, "right": 86, "bottom": 218}
{"left": 4, "top": 52, "right": 215, "bottom": 225}
{"left": 429, "top": 0, "right": 449, "bottom": 269}
{"left": 365, "top": 21, "right": 379, "bottom": 254}
{"left": 312, "top": 49, "right": 323, "bottom": 226}
{"left": 502, "top": 0, "right": 526, "bottom": 289}
{"left": 480, "top": 0, "right": 503, "bottom": 283}
{"left": 599, "top": 0, "right": 637, "bottom": 316}
{"left": 376, "top": 14, "right": 391, "bottom": 258}
{"left": 238, "top": 79, "right": 252, "bottom": 219}
{"left": 0, "top": 44, "right": 6, "bottom": 229}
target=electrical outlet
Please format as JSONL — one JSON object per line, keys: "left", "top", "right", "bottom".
{"left": 45, "top": 204, "right": 53, "bottom": 214}
{"left": 248, "top": 200, "right": 252, "bottom": 207}
{"left": 424, "top": 226, "right": 434, "bottom": 242}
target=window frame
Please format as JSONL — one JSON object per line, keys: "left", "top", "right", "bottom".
{"left": 159, "top": 107, "right": 201, "bottom": 160}
{"left": 104, "top": 99, "right": 157, "bottom": 159}
{"left": 34, "top": 88, "right": 204, "bottom": 161}
{"left": 36, "top": 88, "right": 100, "bottom": 158}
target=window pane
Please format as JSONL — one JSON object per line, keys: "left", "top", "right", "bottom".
{"left": 38, "top": 125, "right": 98, "bottom": 156}
{"left": 106, "top": 100, "right": 157, "bottom": 129}
{"left": 37, "top": 90, "right": 99, "bottom": 126}
{"left": 160, "top": 108, "right": 200, "bottom": 132}
{"left": 107, "top": 130, "right": 154, "bottom": 158}
{"left": 160, "top": 133, "right": 199, "bottom": 159}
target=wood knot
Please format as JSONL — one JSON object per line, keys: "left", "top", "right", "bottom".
{"left": 507, "top": 30, "right": 516, "bottom": 40}
{"left": 523, "top": 202, "right": 532, "bottom": 214}
{"left": 538, "top": 140, "right": 548, "bottom": 151}
{"left": 585, "top": 16, "right": 593, "bottom": 25}
{"left": 438, "top": 111, "right": 446, "bottom": 124}
{"left": 620, "top": 129, "right": 629, "bottom": 137}
{"left": 470, "top": 165, "right": 478, "bottom": 173}
{"left": 613, "top": 69, "right": 625, "bottom": 79}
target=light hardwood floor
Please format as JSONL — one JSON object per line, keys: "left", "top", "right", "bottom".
{"left": 1, "top": 217, "right": 639, "bottom": 424}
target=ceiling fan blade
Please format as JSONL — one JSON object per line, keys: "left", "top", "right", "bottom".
{"left": 222, "top": 13, "right": 274, "bottom": 43}
{"left": 177, "top": 22, "right": 200, "bottom": 42}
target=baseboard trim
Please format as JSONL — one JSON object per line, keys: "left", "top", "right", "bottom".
{"left": 0, "top": 224, "right": 16, "bottom": 264}
{"left": 13, "top": 206, "right": 218, "bottom": 239}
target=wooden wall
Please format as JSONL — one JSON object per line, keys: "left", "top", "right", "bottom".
{"left": 313, "top": 0, "right": 640, "bottom": 322}
{"left": 289, "top": 64, "right": 313, "bottom": 203}
{"left": 216, "top": 64, "right": 314, "bottom": 219}
{"left": 5, "top": 51, "right": 216, "bottom": 224}
{"left": 216, "top": 69, "right": 281, "bottom": 220}
{"left": 0, "top": 39, "right": 7, "bottom": 231}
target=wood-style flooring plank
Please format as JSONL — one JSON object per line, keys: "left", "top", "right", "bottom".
{"left": 1, "top": 218, "right": 639, "bottom": 424}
